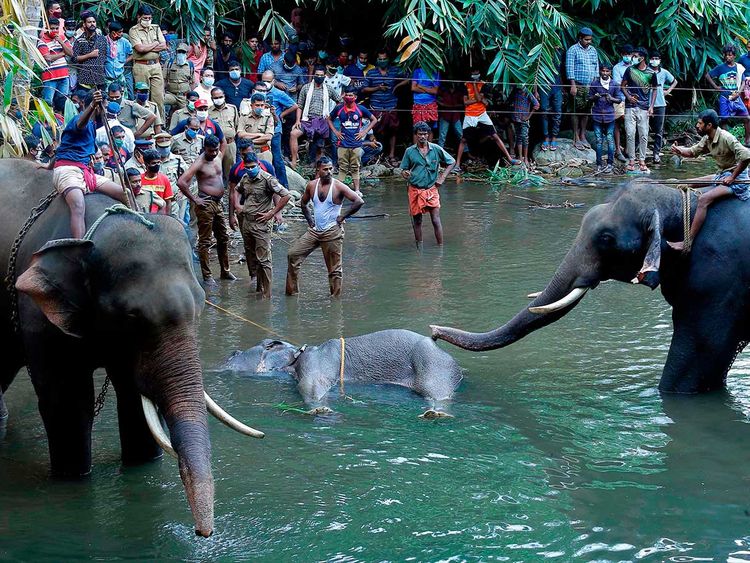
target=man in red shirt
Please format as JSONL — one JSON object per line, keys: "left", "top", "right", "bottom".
{"left": 37, "top": 18, "right": 72, "bottom": 106}
{"left": 140, "top": 149, "right": 174, "bottom": 214}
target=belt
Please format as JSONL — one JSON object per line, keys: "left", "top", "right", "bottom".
{"left": 198, "top": 191, "right": 223, "bottom": 202}
{"left": 135, "top": 59, "right": 159, "bottom": 65}
{"left": 225, "top": 137, "right": 235, "bottom": 143}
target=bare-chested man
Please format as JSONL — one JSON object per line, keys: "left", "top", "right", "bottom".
{"left": 177, "top": 134, "right": 236, "bottom": 285}
{"left": 286, "top": 156, "right": 364, "bottom": 297}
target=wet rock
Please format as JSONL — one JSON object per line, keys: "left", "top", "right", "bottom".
{"left": 361, "top": 163, "right": 394, "bottom": 178}
{"left": 533, "top": 138, "right": 597, "bottom": 166}
{"left": 557, "top": 166, "right": 585, "bottom": 178}
{"left": 286, "top": 167, "right": 307, "bottom": 192}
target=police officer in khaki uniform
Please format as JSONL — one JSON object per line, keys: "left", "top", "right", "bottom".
{"left": 134, "top": 81, "right": 163, "bottom": 138}
{"left": 107, "top": 82, "right": 156, "bottom": 139}
{"left": 170, "top": 116, "right": 204, "bottom": 165}
{"left": 169, "top": 91, "right": 199, "bottom": 130}
{"left": 155, "top": 132, "right": 190, "bottom": 224}
{"left": 129, "top": 5, "right": 167, "bottom": 120}
{"left": 124, "top": 138, "right": 155, "bottom": 174}
{"left": 164, "top": 43, "right": 194, "bottom": 115}
{"left": 208, "top": 86, "right": 239, "bottom": 180}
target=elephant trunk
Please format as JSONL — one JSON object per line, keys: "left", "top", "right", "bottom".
{"left": 137, "top": 324, "right": 214, "bottom": 538}
{"left": 431, "top": 243, "right": 596, "bottom": 351}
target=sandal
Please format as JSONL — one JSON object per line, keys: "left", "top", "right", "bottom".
{"left": 549, "top": 141, "right": 558, "bottom": 151}
{"left": 639, "top": 162, "right": 650, "bottom": 173}
{"left": 541, "top": 141, "right": 549, "bottom": 151}
{"left": 626, "top": 162, "right": 635, "bottom": 172}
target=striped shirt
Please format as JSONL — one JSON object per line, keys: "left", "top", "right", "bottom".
{"left": 37, "top": 35, "right": 71, "bottom": 81}
{"left": 565, "top": 42, "right": 599, "bottom": 85}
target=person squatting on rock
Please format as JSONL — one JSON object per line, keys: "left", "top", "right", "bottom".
{"left": 286, "top": 157, "right": 364, "bottom": 297}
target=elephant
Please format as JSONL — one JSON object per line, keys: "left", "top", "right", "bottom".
{"left": 221, "top": 329, "right": 463, "bottom": 415}
{"left": 0, "top": 159, "right": 260, "bottom": 537}
{"left": 431, "top": 179, "right": 750, "bottom": 394}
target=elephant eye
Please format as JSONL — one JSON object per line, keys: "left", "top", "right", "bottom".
{"left": 599, "top": 231, "right": 615, "bottom": 245}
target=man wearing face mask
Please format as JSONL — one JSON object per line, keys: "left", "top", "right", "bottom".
{"left": 72, "top": 11, "right": 108, "bottom": 91}
{"left": 621, "top": 46, "right": 658, "bottom": 173}
{"left": 23, "top": 135, "right": 42, "bottom": 162}
{"left": 91, "top": 146, "right": 120, "bottom": 184}
{"left": 44, "top": 1, "right": 65, "bottom": 40}
{"left": 164, "top": 43, "right": 194, "bottom": 116}
{"left": 194, "top": 68, "right": 216, "bottom": 102}
{"left": 139, "top": 148, "right": 174, "bottom": 214}
{"left": 255, "top": 72, "right": 297, "bottom": 188}
{"left": 124, "top": 138, "right": 154, "bottom": 174}
{"left": 37, "top": 18, "right": 73, "bottom": 106}
{"left": 107, "top": 82, "right": 157, "bottom": 139}
{"left": 362, "top": 50, "right": 410, "bottom": 166}
{"left": 328, "top": 86, "right": 377, "bottom": 193}
{"left": 154, "top": 132, "right": 189, "bottom": 223}
{"left": 104, "top": 22, "right": 133, "bottom": 95}
{"left": 95, "top": 101, "right": 135, "bottom": 153}
{"left": 171, "top": 116, "right": 204, "bottom": 165}
{"left": 238, "top": 93, "right": 274, "bottom": 167}
{"left": 649, "top": 51, "right": 677, "bottom": 164}
{"left": 611, "top": 44, "right": 636, "bottom": 162}
{"left": 344, "top": 51, "right": 373, "bottom": 95}
{"left": 129, "top": 5, "right": 167, "bottom": 119}
{"left": 291, "top": 66, "right": 342, "bottom": 167}
{"left": 169, "top": 91, "right": 200, "bottom": 130}
{"left": 209, "top": 86, "right": 239, "bottom": 179}
{"left": 258, "top": 39, "right": 286, "bottom": 79}
{"left": 102, "top": 127, "right": 130, "bottom": 168}
{"left": 275, "top": 52, "right": 306, "bottom": 102}
{"left": 134, "top": 81, "right": 163, "bottom": 137}
{"left": 216, "top": 61, "right": 254, "bottom": 108}
{"left": 233, "top": 152, "right": 291, "bottom": 297}
{"left": 173, "top": 99, "right": 227, "bottom": 153}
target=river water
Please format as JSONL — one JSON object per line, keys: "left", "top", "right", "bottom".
{"left": 3, "top": 163, "right": 750, "bottom": 561}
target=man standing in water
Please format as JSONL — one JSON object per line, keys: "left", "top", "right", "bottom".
{"left": 399, "top": 121, "right": 455, "bottom": 247}
{"left": 668, "top": 109, "right": 750, "bottom": 251}
{"left": 285, "top": 157, "right": 364, "bottom": 297}
{"left": 177, "top": 134, "right": 237, "bottom": 285}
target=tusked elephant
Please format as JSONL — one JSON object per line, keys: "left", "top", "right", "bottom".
{"left": 431, "top": 179, "right": 750, "bottom": 394}
{"left": 0, "top": 159, "right": 260, "bottom": 537}
{"left": 221, "top": 329, "right": 463, "bottom": 415}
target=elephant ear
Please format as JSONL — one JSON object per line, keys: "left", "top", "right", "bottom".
{"left": 631, "top": 209, "right": 661, "bottom": 290}
{"left": 15, "top": 239, "right": 94, "bottom": 338}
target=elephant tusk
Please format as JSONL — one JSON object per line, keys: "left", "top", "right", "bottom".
{"left": 204, "top": 392, "right": 265, "bottom": 439}
{"left": 528, "top": 287, "right": 588, "bottom": 314}
{"left": 140, "top": 395, "right": 178, "bottom": 458}
{"left": 527, "top": 291, "right": 542, "bottom": 299}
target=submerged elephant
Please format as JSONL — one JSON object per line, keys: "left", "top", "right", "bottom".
{"left": 0, "top": 160, "right": 260, "bottom": 537}
{"left": 222, "top": 329, "right": 463, "bottom": 414}
{"left": 432, "top": 180, "right": 749, "bottom": 394}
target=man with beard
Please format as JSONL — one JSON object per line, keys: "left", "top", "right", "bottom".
{"left": 258, "top": 38, "right": 285, "bottom": 79}
{"left": 72, "top": 11, "right": 108, "bottom": 91}
{"left": 214, "top": 32, "right": 237, "bottom": 79}
{"left": 286, "top": 157, "right": 364, "bottom": 297}
{"left": 399, "top": 121, "right": 455, "bottom": 247}
{"left": 177, "top": 134, "right": 237, "bottom": 285}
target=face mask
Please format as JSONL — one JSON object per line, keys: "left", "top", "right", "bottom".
{"left": 157, "top": 147, "right": 171, "bottom": 158}
{"left": 344, "top": 96, "right": 356, "bottom": 106}
{"left": 140, "top": 18, "right": 151, "bottom": 29}
{"left": 264, "top": 81, "right": 273, "bottom": 90}
{"left": 471, "top": 73, "right": 481, "bottom": 81}
{"left": 65, "top": 30, "right": 75, "bottom": 38}
{"left": 649, "top": 59, "right": 660, "bottom": 68}
{"left": 213, "top": 97, "right": 225, "bottom": 107}
{"left": 203, "top": 77, "right": 214, "bottom": 87}
{"left": 52, "top": 9, "right": 62, "bottom": 17}
{"left": 196, "top": 110, "right": 208, "bottom": 121}
{"left": 136, "top": 93, "right": 149, "bottom": 103}
{"left": 187, "top": 102, "right": 196, "bottom": 111}
{"left": 92, "top": 162, "right": 104, "bottom": 174}
{"left": 376, "top": 59, "right": 389, "bottom": 69}
{"left": 166, "top": 33, "right": 177, "bottom": 42}
{"left": 318, "top": 51, "right": 328, "bottom": 60}
{"left": 229, "top": 70, "right": 241, "bottom": 80}
{"left": 253, "top": 107, "right": 264, "bottom": 116}
{"left": 314, "top": 76, "right": 325, "bottom": 85}
{"left": 622, "top": 56, "right": 632, "bottom": 64}
{"left": 114, "top": 138, "right": 125, "bottom": 149}
{"left": 246, "top": 165, "right": 260, "bottom": 178}
{"left": 176, "top": 53, "right": 187, "bottom": 65}
{"left": 147, "top": 163, "right": 160, "bottom": 173}
{"left": 356, "top": 60, "right": 366, "bottom": 70}
{"left": 633, "top": 56, "right": 643, "bottom": 65}
{"left": 185, "top": 128, "right": 198, "bottom": 139}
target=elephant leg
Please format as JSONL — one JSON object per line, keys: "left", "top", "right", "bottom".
{"left": 660, "top": 308, "right": 741, "bottom": 394}
{"left": 26, "top": 340, "right": 95, "bottom": 478}
{"left": 107, "top": 363, "right": 162, "bottom": 465}
{"left": 0, "top": 388, "right": 8, "bottom": 422}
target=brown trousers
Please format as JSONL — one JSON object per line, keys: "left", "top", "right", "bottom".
{"left": 239, "top": 215, "right": 273, "bottom": 297}
{"left": 133, "top": 62, "right": 165, "bottom": 120}
{"left": 286, "top": 224, "right": 344, "bottom": 297}
{"left": 195, "top": 199, "right": 230, "bottom": 279}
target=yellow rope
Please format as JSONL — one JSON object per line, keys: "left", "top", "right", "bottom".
{"left": 677, "top": 184, "right": 694, "bottom": 254}
{"left": 339, "top": 337, "right": 346, "bottom": 395}
{"left": 204, "top": 299, "right": 300, "bottom": 346}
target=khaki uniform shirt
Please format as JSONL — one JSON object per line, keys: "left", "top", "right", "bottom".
{"left": 129, "top": 24, "right": 165, "bottom": 62}
{"left": 237, "top": 170, "right": 290, "bottom": 220}
{"left": 164, "top": 61, "right": 193, "bottom": 95}
{"left": 169, "top": 108, "right": 194, "bottom": 131}
{"left": 101, "top": 166, "right": 121, "bottom": 185}
{"left": 688, "top": 127, "right": 750, "bottom": 171}
{"left": 135, "top": 100, "right": 163, "bottom": 138}
{"left": 160, "top": 154, "right": 188, "bottom": 200}
{"left": 170, "top": 132, "right": 204, "bottom": 165}
{"left": 124, "top": 155, "right": 145, "bottom": 174}
{"left": 238, "top": 112, "right": 273, "bottom": 150}
{"left": 208, "top": 104, "right": 239, "bottom": 141}
{"left": 119, "top": 99, "right": 155, "bottom": 130}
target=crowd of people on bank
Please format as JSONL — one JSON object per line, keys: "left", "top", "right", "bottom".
{"left": 13, "top": 3, "right": 750, "bottom": 295}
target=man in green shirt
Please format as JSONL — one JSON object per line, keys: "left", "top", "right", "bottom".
{"left": 669, "top": 109, "right": 750, "bottom": 251}
{"left": 399, "top": 121, "right": 455, "bottom": 247}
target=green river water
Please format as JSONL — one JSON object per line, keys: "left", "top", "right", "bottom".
{"left": 2, "top": 163, "right": 750, "bottom": 561}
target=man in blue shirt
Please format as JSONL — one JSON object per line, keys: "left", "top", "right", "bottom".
{"left": 328, "top": 86, "right": 378, "bottom": 192}
{"left": 344, "top": 51, "right": 372, "bottom": 94}
{"left": 362, "top": 50, "right": 410, "bottom": 166}
{"left": 216, "top": 60, "right": 254, "bottom": 108}
{"left": 256, "top": 71, "right": 299, "bottom": 188}
{"left": 565, "top": 27, "right": 599, "bottom": 150}
{"left": 258, "top": 39, "right": 285, "bottom": 79}
{"left": 47, "top": 90, "right": 127, "bottom": 238}
{"left": 275, "top": 51, "right": 306, "bottom": 102}
{"left": 706, "top": 44, "right": 750, "bottom": 145}
{"left": 104, "top": 21, "right": 133, "bottom": 94}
